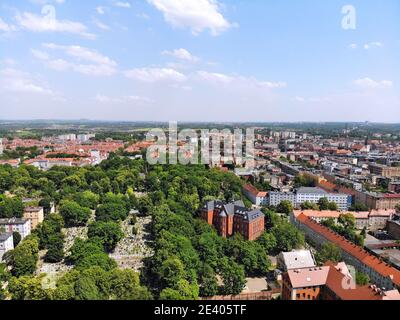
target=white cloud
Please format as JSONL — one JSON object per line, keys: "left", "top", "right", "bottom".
{"left": 125, "top": 67, "right": 187, "bottom": 82}
{"left": 197, "top": 71, "right": 287, "bottom": 88}
{"left": 162, "top": 48, "right": 199, "bottom": 62}
{"left": 353, "top": 77, "right": 393, "bottom": 88}
{"left": 197, "top": 71, "right": 233, "bottom": 84}
{"left": 349, "top": 42, "right": 383, "bottom": 50}
{"left": 32, "top": 43, "right": 118, "bottom": 76}
{"left": 114, "top": 1, "right": 131, "bottom": 8}
{"left": 349, "top": 43, "right": 357, "bottom": 49}
{"left": 0, "top": 18, "right": 17, "bottom": 32}
{"left": 96, "top": 6, "right": 106, "bottom": 14}
{"left": 147, "top": 0, "right": 235, "bottom": 36}
{"left": 0, "top": 68, "right": 54, "bottom": 95}
{"left": 93, "top": 19, "right": 110, "bottom": 30}
{"left": 95, "top": 94, "right": 153, "bottom": 104}
{"left": 29, "top": 0, "right": 65, "bottom": 5}
{"left": 31, "top": 49, "right": 50, "bottom": 60}
{"left": 16, "top": 12, "right": 96, "bottom": 39}
{"left": 364, "top": 42, "right": 383, "bottom": 50}
{"left": 43, "top": 43, "right": 117, "bottom": 67}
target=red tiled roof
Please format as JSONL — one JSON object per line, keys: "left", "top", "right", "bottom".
{"left": 243, "top": 184, "right": 268, "bottom": 197}
{"left": 296, "top": 214, "right": 400, "bottom": 287}
{"left": 323, "top": 262, "right": 398, "bottom": 300}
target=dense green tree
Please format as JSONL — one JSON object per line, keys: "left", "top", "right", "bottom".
{"left": 356, "top": 271, "right": 370, "bottom": 286}
{"left": 318, "top": 197, "right": 330, "bottom": 210}
{"left": 73, "top": 191, "right": 100, "bottom": 210}
{"left": 199, "top": 264, "right": 218, "bottom": 297}
{"left": 277, "top": 200, "right": 294, "bottom": 215}
{"left": 4, "top": 236, "right": 39, "bottom": 277}
{"left": 76, "top": 253, "right": 117, "bottom": 272}
{"left": 44, "top": 234, "right": 64, "bottom": 263}
{"left": 13, "top": 231, "right": 22, "bottom": 247}
{"left": 34, "top": 213, "right": 64, "bottom": 250}
{"left": 87, "top": 221, "right": 123, "bottom": 252}
{"left": 59, "top": 200, "right": 91, "bottom": 227}
{"left": 7, "top": 275, "right": 50, "bottom": 300}
{"left": 301, "top": 201, "right": 319, "bottom": 210}
{"left": 0, "top": 196, "right": 24, "bottom": 218}
{"left": 68, "top": 238, "right": 105, "bottom": 265}
{"left": 108, "top": 269, "right": 152, "bottom": 300}
{"left": 349, "top": 203, "right": 369, "bottom": 212}
{"left": 218, "top": 257, "right": 246, "bottom": 296}
{"left": 316, "top": 243, "right": 342, "bottom": 264}
{"left": 271, "top": 222, "right": 305, "bottom": 253}
{"left": 158, "top": 256, "right": 187, "bottom": 289}
{"left": 159, "top": 279, "right": 199, "bottom": 300}
{"left": 257, "top": 232, "right": 277, "bottom": 254}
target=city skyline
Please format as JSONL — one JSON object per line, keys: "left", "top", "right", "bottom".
{"left": 1, "top": 0, "right": 399, "bottom": 122}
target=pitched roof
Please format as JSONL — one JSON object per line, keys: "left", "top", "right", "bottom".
{"left": 243, "top": 184, "right": 268, "bottom": 197}
{"left": 296, "top": 214, "right": 400, "bottom": 287}
{"left": 287, "top": 266, "right": 330, "bottom": 288}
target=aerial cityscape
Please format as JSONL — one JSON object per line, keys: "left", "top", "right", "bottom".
{"left": 0, "top": 0, "right": 400, "bottom": 308}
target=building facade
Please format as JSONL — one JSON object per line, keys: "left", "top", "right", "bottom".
{"left": 282, "top": 261, "right": 400, "bottom": 300}
{"left": 292, "top": 214, "right": 400, "bottom": 290}
{"left": 0, "top": 232, "right": 14, "bottom": 261}
{"left": 201, "top": 200, "right": 265, "bottom": 241}
{"left": 0, "top": 218, "right": 31, "bottom": 239}
{"left": 242, "top": 184, "right": 268, "bottom": 206}
{"left": 23, "top": 207, "right": 44, "bottom": 230}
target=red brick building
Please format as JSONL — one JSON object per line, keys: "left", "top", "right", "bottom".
{"left": 201, "top": 200, "right": 265, "bottom": 241}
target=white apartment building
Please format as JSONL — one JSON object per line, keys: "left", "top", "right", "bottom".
{"left": 0, "top": 218, "right": 31, "bottom": 239}
{"left": 269, "top": 191, "right": 297, "bottom": 207}
{"left": 0, "top": 232, "right": 14, "bottom": 261}
{"left": 296, "top": 187, "right": 351, "bottom": 211}
{"left": 269, "top": 187, "right": 352, "bottom": 211}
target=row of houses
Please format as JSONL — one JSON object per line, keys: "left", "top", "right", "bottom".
{"left": 292, "top": 209, "right": 396, "bottom": 231}
{"left": 292, "top": 213, "right": 400, "bottom": 290}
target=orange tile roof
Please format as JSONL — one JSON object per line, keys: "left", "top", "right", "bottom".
{"left": 296, "top": 214, "right": 400, "bottom": 287}
{"left": 293, "top": 210, "right": 370, "bottom": 220}
{"left": 243, "top": 184, "right": 268, "bottom": 197}
{"left": 323, "top": 262, "right": 398, "bottom": 300}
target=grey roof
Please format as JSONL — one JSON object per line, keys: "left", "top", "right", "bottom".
{"left": 296, "top": 187, "right": 327, "bottom": 195}
{"left": 245, "top": 209, "right": 264, "bottom": 221}
{"left": 0, "top": 232, "right": 13, "bottom": 241}
{"left": 0, "top": 218, "right": 29, "bottom": 225}
{"left": 202, "top": 200, "right": 264, "bottom": 221}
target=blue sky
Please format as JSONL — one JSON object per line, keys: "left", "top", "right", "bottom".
{"left": 0, "top": 0, "right": 399, "bottom": 122}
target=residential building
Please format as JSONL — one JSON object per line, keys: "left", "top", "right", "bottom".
{"left": 0, "top": 218, "right": 31, "bottom": 239}
{"left": 269, "top": 188, "right": 352, "bottom": 211}
{"left": 242, "top": 184, "right": 268, "bottom": 206}
{"left": 355, "top": 191, "right": 400, "bottom": 210}
{"left": 296, "top": 187, "right": 352, "bottom": 211}
{"left": 277, "top": 250, "right": 316, "bottom": 272}
{"left": 201, "top": 200, "right": 265, "bottom": 241}
{"left": 292, "top": 214, "right": 400, "bottom": 290}
{"left": 292, "top": 209, "right": 395, "bottom": 230}
{"left": 23, "top": 207, "right": 44, "bottom": 230}
{"left": 0, "top": 232, "right": 14, "bottom": 261}
{"left": 269, "top": 191, "right": 296, "bottom": 207}
{"left": 282, "top": 261, "right": 400, "bottom": 300}
{"left": 369, "top": 164, "right": 400, "bottom": 178}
